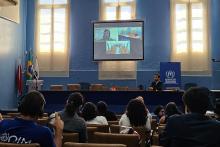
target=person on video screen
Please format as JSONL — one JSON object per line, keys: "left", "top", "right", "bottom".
{"left": 102, "top": 29, "right": 114, "bottom": 41}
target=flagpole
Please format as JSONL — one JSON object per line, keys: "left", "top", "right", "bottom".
{"left": 33, "top": 55, "right": 39, "bottom": 91}
{"left": 35, "top": 70, "right": 38, "bottom": 91}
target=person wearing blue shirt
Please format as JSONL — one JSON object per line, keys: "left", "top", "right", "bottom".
{"left": 0, "top": 91, "right": 63, "bottom": 147}
{"left": 160, "top": 87, "right": 220, "bottom": 147}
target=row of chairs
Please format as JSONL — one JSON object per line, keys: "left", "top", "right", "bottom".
{"left": 0, "top": 125, "right": 162, "bottom": 147}
{"left": 0, "top": 142, "right": 163, "bottom": 147}
{"left": 0, "top": 120, "right": 160, "bottom": 146}
{"left": 2, "top": 114, "right": 161, "bottom": 146}
{"left": 50, "top": 84, "right": 129, "bottom": 91}
{"left": 12, "top": 130, "right": 158, "bottom": 147}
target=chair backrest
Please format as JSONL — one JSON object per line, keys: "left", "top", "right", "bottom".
{"left": 0, "top": 143, "right": 40, "bottom": 147}
{"left": 108, "top": 121, "right": 119, "bottom": 125}
{"left": 62, "top": 132, "right": 79, "bottom": 146}
{"left": 152, "top": 124, "right": 166, "bottom": 145}
{"left": 133, "top": 126, "right": 151, "bottom": 147}
{"left": 67, "top": 84, "right": 81, "bottom": 91}
{"left": 158, "top": 125, "right": 166, "bottom": 135}
{"left": 89, "top": 84, "right": 105, "bottom": 91}
{"left": 115, "top": 86, "right": 128, "bottom": 91}
{"left": 2, "top": 115, "right": 13, "bottom": 119}
{"left": 87, "top": 124, "right": 109, "bottom": 133}
{"left": 42, "top": 113, "right": 48, "bottom": 117}
{"left": 78, "top": 82, "right": 91, "bottom": 91}
{"left": 50, "top": 85, "right": 64, "bottom": 91}
{"left": 152, "top": 133, "right": 159, "bottom": 145}
{"left": 87, "top": 127, "right": 98, "bottom": 143}
{"left": 37, "top": 118, "right": 48, "bottom": 126}
{"left": 151, "top": 119, "right": 158, "bottom": 134}
{"left": 94, "top": 132, "right": 139, "bottom": 147}
{"left": 64, "top": 142, "right": 126, "bottom": 147}
{"left": 116, "top": 114, "right": 122, "bottom": 120}
{"left": 6, "top": 113, "right": 20, "bottom": 118}
{"left": 109, "top": 124, "right": 120, "bottom": 133}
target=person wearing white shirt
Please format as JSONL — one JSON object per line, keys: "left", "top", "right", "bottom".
{"left": 119, "top": 98, "right": 151, "bottom": 132}
{"left": 82, "top": 102, "right": 108, "bottom": 125}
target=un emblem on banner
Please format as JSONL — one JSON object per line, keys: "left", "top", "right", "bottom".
{"left": 166, "top": 70, "right": 175, "bottom": 79}
{"left": 165, "top": 70, "right": 176, "bottom": 84}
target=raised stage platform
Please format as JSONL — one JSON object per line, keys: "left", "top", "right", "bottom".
{"left": 40, "top": 90, "right": 185, "bottom": 113}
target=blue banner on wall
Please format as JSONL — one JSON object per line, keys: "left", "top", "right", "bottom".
{"left": 160, "top": 62, "right": 181, "bottom": 90}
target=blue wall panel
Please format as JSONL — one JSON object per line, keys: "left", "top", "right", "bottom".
{"left": 25, "top": 0, "right": 220, "bottom": 90}
{"left": 1, "top": 0, "right": 219, "bottom": 103}
{"left": 0, "top": 0, "right": 27, "bottom": 108}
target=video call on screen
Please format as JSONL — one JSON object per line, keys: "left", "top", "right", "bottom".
{"left": 93, "top": 21, "right": 144, "bottom": 61}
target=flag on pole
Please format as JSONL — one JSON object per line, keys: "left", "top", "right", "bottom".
{"left": 16, "top": 59, "right": 23, "bottom": 97}
{"left": 33, "top": 56, "right": 40, "bottom": 80}
{"left": 26, "top": 50, "right": 33, "bottom": 80}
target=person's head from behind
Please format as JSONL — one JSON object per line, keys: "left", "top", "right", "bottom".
{"left": 135, "top": 96, "right": 144, "bottom": 104}
{"left": 65, "top": 92, "right": 84, "bottom": 116}
{"left": 165, "top": 102, "right": 182, "bottom": 117}
{"left": 154, "top": 73, "right": 160, "bottom": 82}
{"left": 97, "top": 101, "right": 108, "bottom": 116}
{"left": 126, "top": 99, "right": 148, "bottom": 127}
{"left": 103, "top": 29, "right": 111, "bottom": 40}
{"left": 182, "top": 87, "right": 211, "bottom": 114}
{"left": 154, "top": 105, "right": 165, "bottom": 118}
{"left": 18, "top": 90, "right": 45, "bottom": 119}
{"left": 138, "top": 85, "right": 144, "bottom": 90}
{"left": 82, "top": 102, "right": 97, "bottom": 121}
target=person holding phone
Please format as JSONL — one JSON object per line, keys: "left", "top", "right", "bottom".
{"left": 0, "top": 91, "right": 63, "bottom": 147}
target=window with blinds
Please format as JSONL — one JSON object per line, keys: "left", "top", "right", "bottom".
{"left": 36, "top": 0, "right": 69, "bottom": 77}
{"left": 171, "top": 0, "right": 210, "bottom": 74}
{"left": 99, "top": 0, "right": 137, "bottom": 80}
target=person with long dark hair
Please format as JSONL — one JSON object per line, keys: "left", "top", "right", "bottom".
{"left": 97, "top": 101, "right": 117, "bottom": 121}
{"left": 154, "top": 105, "right": 165, "bottom": 122}
{"left": 119, "top": 98, "right": 151, "bottom": 131}
{"left": 59, "top": 92, "right": 87, "bottom": 143}
{"left": 159, "top": 102, "right": 182, "bottom": 124}
{"left": 82, "top": 102, "right": 108, "bottom": 125}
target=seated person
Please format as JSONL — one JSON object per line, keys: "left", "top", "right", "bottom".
{"left": 119, "top": 98, "right": 151, "bottom": 132}
{"left": 97, "top": 101, "right": 117, "bottom": 121}
{"left": 59, "top": 92, "right": 87, "bottom": 143}
{"left": 135, "top": 96, "right": 152, "bottom": 118}
{"left": 160, "top": 87, "right": 220, "bottom": 147}
{"left": 138, "top": 84, "right": 144, "bottom": 90}
{"left": 82, "top": 102, "right": 108, "bottom": 125}
{"left": 153, "top": 105, "right": 165, "bottom": 122}
{"left": 159, "top": 102, "right": 182, "bottom": 124}
{"left": 148, "top": 73, "right": 163, "bottom": 91}
{"left": 0, "top": 91, "right": 63, "bottom": 147}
